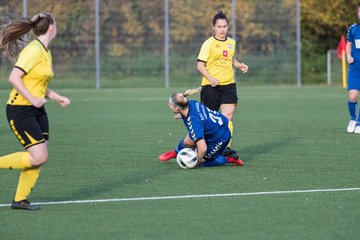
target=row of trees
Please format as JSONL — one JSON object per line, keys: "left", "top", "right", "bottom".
{"left": 301, "top": 0, "right": 359, "bottom": 82}
{"left": 0, "top": 0, "right": 358, "bottom": 82}
{"left": 1, "top": 1, "right": 296, "bottom": 57}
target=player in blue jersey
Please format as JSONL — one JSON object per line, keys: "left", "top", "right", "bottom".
{"left": 159, "top": 89, "right": 243, "bottom": 167}
{"left": 346, "top": 4, "right": 360, "bottom": 133}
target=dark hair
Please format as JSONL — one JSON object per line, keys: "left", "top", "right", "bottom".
{"left": 212, "top": 10, "right": 229, "bottom": 26}
{"left": 0, "top": 13, "right": 55, "bottom": 63}
{"left": 170, "top": 93, "right": 189, "bottom": 109}
{"left": 31, "top": 13, "right": 55, "bottom": 36}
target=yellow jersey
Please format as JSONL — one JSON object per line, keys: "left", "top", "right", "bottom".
{"left": 8, "top": 39, "right": 54, "bottom": 106}
{"left": 197, "top": 36, "right": 236, "bottom": 86}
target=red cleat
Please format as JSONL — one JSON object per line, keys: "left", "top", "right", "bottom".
{"left": 159, "top": 150, "right": 177, "bottom": 161}
{"left": 226, "top": 156, "right": 244, "bottom": 166}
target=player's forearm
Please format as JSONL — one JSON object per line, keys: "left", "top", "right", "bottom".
{"left": 46, "top": 88, "right": 71, "bottom": 107}
{"left": 196, "top": 140, "right": 207, "bottom": 164}
{"left": 346, "top": 42, "right": 352, "bottom": 58}
{"left": 46, "top": 88, "right": 61, "bottom": 101}
{"left": 197, "top": 150, "right": 206, "bottom": 163}
{"left": 233, "top": 58, "right": 241, "bottom": 68}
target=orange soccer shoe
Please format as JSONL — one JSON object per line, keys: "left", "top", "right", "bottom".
{"left": 159, "top": 150, "right": 177, "bottom": 161}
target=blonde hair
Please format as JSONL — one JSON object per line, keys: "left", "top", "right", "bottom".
{"left": 0, "top": 13, "right": 55, "bottom": 63}
{"left": 170, "top": 86, "right": 202, "bottom": 109}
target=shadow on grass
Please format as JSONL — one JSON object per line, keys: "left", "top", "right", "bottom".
{"left": 39, "top": 166, "right": 173, "bottom": 202}
{"left": 239, "top": 138, "right": 293, "bottom": 163}
{"left": 35, "top": 139, "right": 293, "bottom": 202}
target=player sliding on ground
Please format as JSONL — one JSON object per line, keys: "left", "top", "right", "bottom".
{"left": 159, "top": 89, "right": 243, "bottom": 167}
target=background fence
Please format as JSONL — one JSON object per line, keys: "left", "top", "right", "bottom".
{"left": 0, "top": 0, "right": 299, "bottom": 89}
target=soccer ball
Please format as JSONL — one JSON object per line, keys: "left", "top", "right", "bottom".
{"left": 176, "top": 148, "right": 198, "bottom": 169}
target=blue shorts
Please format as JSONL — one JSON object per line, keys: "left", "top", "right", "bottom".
{"left": 204, "top": 128, "right": 231, "bottom": 161}
{"left": 348, "top": 68, "right": 360, "bottom": 91}
{"left": 204, "top": 139, "right": 230, "bottom": 161}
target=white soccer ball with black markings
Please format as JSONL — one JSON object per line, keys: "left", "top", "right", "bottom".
{"left": 176, "top": 148, "right": 198, "bottom": 169}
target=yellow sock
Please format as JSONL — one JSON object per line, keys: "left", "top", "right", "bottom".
{"left": 227, "top": 121, "right": 234, "bottom": 148}
{"left": 14, "top": 167, "right": 41, "bottom": 202}
{"left": 0, "top": 152, "right": 31, "bottom": 169}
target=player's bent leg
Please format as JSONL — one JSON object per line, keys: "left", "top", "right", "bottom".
{"left": 11, "top": 143, "right": 47, "bottom": 210}
{"left": 27, "top": 142, "right": 48, "bottom": 167}
{"left": 202, "top": 154, "right": 243, "bottom": 167}
{"left": 0, "top": 152, "right": 31, "bottom": 169}
{"left": 202, "top": 155, "right": 227, "bottom": 167}
{"left": 202, "top": 137, "right": 243, "bottom": 167}
{"left": 13, "top": 167, "right": 41, "bottom": 210}
{"left": 159, "top": 135, "right": 195, "bottom": 161}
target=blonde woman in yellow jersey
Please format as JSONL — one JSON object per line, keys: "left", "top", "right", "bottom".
{"left": 0, "top": 13, "right": 70, "bottom": 210}
{"left": 197, "top": 10, "right": 248, "bottom": 149}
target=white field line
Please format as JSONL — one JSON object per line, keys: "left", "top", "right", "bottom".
{"left": 1, "top": 187, "right": 359, "bottom": 208}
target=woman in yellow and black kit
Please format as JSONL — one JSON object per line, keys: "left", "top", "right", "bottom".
{"left": 197, "top": 10, "right": 249, "bottom": 150}
{"left": 0, "top": 13, "right": 70, "bottom": 210}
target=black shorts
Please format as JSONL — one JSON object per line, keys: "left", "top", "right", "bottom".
{"left": 6, "top": 105, "right": 49, "bottom": 149}
{"left": 200, "top": 83, "right": 238, "bottom": 111}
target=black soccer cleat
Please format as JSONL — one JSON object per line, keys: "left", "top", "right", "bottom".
{"left": 11, "top": 199, "right": 41, "bottom": 210}
{"left": 221, "top": 147, "right": 240, "bottom": 160}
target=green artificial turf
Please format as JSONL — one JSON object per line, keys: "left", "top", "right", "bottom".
{"left": 0, "top": 86, "right": 359, "bottom": 240}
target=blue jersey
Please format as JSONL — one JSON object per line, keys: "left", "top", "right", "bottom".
{"left": 182, "top": 100, "right": 230, "bottom": 145}
{"left": 347, "top": 23, "right": 360, "bottom": 69}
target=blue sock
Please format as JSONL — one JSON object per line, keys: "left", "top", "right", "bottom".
{"left": 348, "top": 101, "right": 357, "bottom": 121}
{"left": 202, "top": 155, "right": 227, "bottom": 167}
{"left": 175, "top": 139, "right": 186, "bottom": 154}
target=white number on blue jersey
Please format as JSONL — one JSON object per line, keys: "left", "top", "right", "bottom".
{"left": 209, "top": 110, "right": 223, "bottom": 126}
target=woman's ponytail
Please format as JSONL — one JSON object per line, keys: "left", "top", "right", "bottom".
{"left": 0, "top": 13, "right": 55, "bottom": 63}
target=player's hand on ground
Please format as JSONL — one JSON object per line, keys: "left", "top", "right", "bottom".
{"left": 239, "top": 63, "right": 249, "bottom": 73}
{"left": 347, "top": 56, "right": 354, "bottom": 64}
{"left": 174, "top": 113, "right": 182, "bottom": 120}
{"left": 31, "top": 97, "right": 47, "bottom": 108}
{"left": 56, "top": 96, "right": 71, "bottom": 107}
{"left": 196, "top": 157, "right": 205, "bottom": 167}
{"left": 209, "top": 77, "right": 219, "bottom": 87}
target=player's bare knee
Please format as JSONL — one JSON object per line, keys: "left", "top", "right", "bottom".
{"left": 184, "top": 137, "right": 195, "bottom": 147}
{"left": 30, "top": 153, "right": 48, "bottom": 167}
{"left": 349, "top": 95, "right": 358, "bottom": 102}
